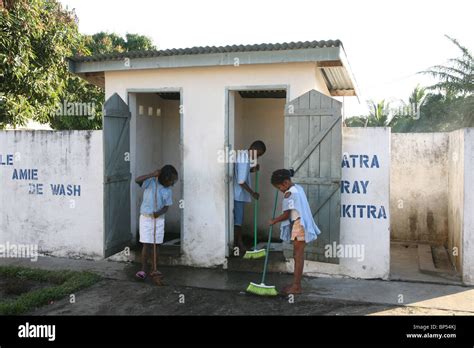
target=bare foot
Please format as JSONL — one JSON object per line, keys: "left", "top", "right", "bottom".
{"left": 151, "top": 276, "right": 164, "bottom": 286}
{"left": 149, "top": 270, "right": 163, "bottom": 278}
{"left": 282, "top": 284, "right": 302, "bottom": 295}
{"left": 281, "top": 284, "right": 292, "bottom": 293}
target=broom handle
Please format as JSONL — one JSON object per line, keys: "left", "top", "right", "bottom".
{"left": 261, "top": 189, "right": 279, "bottom": 284}
{"left": 253, "top": 170, "right": 259, "bottom": 250}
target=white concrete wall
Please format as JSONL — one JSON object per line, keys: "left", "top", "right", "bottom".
{"left": 446, "top": 128, "right": 474, "bottom": 285}
{"left": 448, "top": 130, "right": 464, "bottom": 273}
{"left": 296, "top": 127, "right": 391, "bottom": 279}
{"left": 234, "top": 95, "right": 286, "bottom": 237}
{"left": 106, "top": 62, "right": 328, "bottom": 267}
{"left": 462, "top": 128, "right": 474, "bottom": 285}
{"left": 0, "top": 130, "right": 104, "bottom": 259}
{"left": 390, "top": 133, "right": 449, "bottom": 244}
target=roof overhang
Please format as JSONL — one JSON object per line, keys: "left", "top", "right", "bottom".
{"left": 68, "top": 44, "right": 358, "bottom": 97}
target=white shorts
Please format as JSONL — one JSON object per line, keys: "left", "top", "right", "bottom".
{"left": 139, "top": 215, "right": 165, "bottom": 244}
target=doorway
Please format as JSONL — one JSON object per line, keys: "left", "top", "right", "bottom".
{"left": 129, "top": 90, "right": 183, "bottom": 254}
{"left": 225, "top": 87, "right": 288, "bottom": 257}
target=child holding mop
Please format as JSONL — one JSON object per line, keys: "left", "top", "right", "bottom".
{"left": 135, "top": 165, "right": 178, "bottom": 280}
{"left": 269, "top": 169, "right": 321, "bottom": 295}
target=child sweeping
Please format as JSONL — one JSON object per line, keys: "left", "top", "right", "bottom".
{"left": 233, "top": 140, "right": 266, "bottom": 253}
{"left": 269, "top": 169, "right": 321, "bottom": 295}
{"left": 135, "top": 165, "right": 178, "bottom": 281}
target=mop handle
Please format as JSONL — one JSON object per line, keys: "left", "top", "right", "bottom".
{"left": 253, "top": 170, "right": 259, "bottom": 250}
{"left": 261, "top": 189, "right": 279, "bottom": 284}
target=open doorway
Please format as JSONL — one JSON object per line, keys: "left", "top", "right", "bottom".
{"left": 129, "top": 91, "right": 183, "bottom": 255}
{"left": 225, "top": 87, "right": 287, "bottom": 258}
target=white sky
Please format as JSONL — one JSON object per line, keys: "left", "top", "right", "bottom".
{"left": 60, "top": 0, "right": 473, "bottom": 116}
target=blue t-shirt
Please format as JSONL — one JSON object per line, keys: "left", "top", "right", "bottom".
{"left": 233, "top": 150, "right": 252, "bottom": 203}
{"left": 140, "top": 178, "right": 173, "bottom": 215}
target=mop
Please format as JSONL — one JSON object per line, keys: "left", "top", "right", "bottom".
{"left": 150, "top": 177, "right": 164, "bottom": 286}
{"left": 246, "top": 189, "right": 279, "bottom": 296}
{"left": 243, "top": 170, "right": 266, "bottom": 259}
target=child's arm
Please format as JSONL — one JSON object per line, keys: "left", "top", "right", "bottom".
{"left": 269, "top": 210, "right": 290, "bottom": 226}
{"left": 153, "top": 206, "right": 168, "bottom": 219}
{"left": 240, "top": 182, "right": 259, "bottom": 200}
{"left": 135, "top": 170, "right": 160, "bottom": 186}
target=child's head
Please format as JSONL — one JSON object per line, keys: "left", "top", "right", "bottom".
{"left": 159, "top": 165, "right": 178, "bottom": 187}
{"left": 249, "top": 140, "right": 266, "bottom": 158}
{"left": 271, "top": 168, "right": 295, "bottom": 192}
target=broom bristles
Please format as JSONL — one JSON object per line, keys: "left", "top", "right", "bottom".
{"left": 243, "top": 249, "right": 266, "bottom": 260}
{"left": 246, "top": 282, "right": 278, "bottom": 296}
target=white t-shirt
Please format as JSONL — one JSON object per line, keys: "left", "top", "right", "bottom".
{"left": 283, "top": 186, "right": 300, "bottom": 222}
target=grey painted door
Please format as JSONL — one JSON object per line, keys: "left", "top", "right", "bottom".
{"left": 103, "top": 93, "right": 132, "bottom": 258}
{"left": 284, "top": 90, "right": 342, "bottom": 263}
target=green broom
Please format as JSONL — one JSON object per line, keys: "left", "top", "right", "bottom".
{"left": 243, "top": 170, "right": 266, "bottom": 259}
{"left": 246, "top": 189, "right": 279, "bottom": 296}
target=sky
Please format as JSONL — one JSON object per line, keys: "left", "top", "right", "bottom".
{"left": 59, "top": 0, "right": 473, "bottom": 116}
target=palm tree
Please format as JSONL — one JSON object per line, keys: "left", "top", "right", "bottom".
{"left": 343, "top": 100, "right": 392, "bottom": 127}
{"left": 420, "top": 35, "right": 473, "bottom": 97}
{"left": 366, "top": 100, "right": 391, "bottom": 126}
{"left": 409, "top": 85, "right": 427, "bottom": 111}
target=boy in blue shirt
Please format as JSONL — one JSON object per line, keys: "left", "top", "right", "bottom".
{"left": 233, "top": 140, "right": 266, "bottom": 254}
{"left": 135, "top": 165, "right": 178, "bottom": 279}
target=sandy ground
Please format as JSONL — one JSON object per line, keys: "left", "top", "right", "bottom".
{"left": 2, "top": 256, "right": 473, "bottom": 316}
{"left": 30, "top": 278, "right": 473, "bottom": 316}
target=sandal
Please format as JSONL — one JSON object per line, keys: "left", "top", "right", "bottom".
{"left": 135, "top": 271, "right": 147, "bottom": 280}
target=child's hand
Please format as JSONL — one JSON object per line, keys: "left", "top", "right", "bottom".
{"left": 153, "top": 212, "right": 160, "bottom": 219}
{"left": 152, "top": 169, "right": 161, "bottom": 177}
{"left": 250, "top": 164, "right": 260, "bottom": 172}
{"left": 252, "top": 192, "right": 260, "bottom": 200}
{"left": 268, "top": 219, "right": 275, "bottom": 226}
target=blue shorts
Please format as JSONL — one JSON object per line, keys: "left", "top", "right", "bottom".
{"left": 233, "top": 200, "right": 245, "bottom": 226}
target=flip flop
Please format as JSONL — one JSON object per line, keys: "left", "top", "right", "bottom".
{"left": 135, "top": 271, "right": 147, "bottom": 280}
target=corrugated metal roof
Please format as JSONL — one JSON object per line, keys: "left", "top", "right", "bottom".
{"left": 70, "top": 39, "right": 342, "bottom": 63}
{"left": 321, "top": 66, "right": 355, "bottom": 91}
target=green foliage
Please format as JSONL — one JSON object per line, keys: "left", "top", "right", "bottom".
{"left": 0, "top": 0, "right": 156, "bottom": 129}
{"left": 0, "top": 265, "right": 101, "bottom": 315}
{"left": 344, "top": 116, "right": 367, "bottom": 127}
{"left": 345, "top": 100, "right": 392, "bottom": 128}
{"left": 0, "top": 0, "right": 86, "bottom": 128}
{"left": 420, "top": 35, "right": 473, "bottom": 97}
{"left": 392, "top": 94, "right": 474, "bottom": 132}
{"left": 366, "top": 99, "right": 391, "bottom": 126}
{"left": 346, "top": 36, "right": 473, "bottom": 132}
{"left": 49, "top": 32, "right": 156, "bottom": 130}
